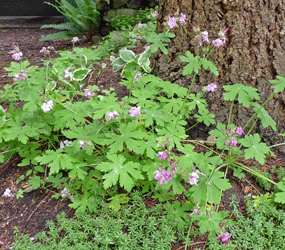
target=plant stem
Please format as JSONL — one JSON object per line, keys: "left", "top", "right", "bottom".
{"left": 269, "top": 142, "right": 285, "bottom": 148}
{"left": 233, "top": 162, "right": 276, "bottom": 185}
{"left": 227, "top": 100, "right": 234, "bottom": 129}
{"left": 185, "top": 122, "right": 199, "bottom": 132}
{"left": 243, "top": 92, "right": 275, "bottom": 132}
{"left": 174, "top": 72, "right": 198, "bottom": 128}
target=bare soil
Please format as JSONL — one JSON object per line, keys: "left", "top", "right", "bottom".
{"left": 0, "top": 28, "right": 285, "bottom": 250}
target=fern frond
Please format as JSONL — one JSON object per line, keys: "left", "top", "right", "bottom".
{"left": 39, "top": 31, "right": 77, "bottom": 42}
{"left": 40, "top": 22, "right": 78, "bottom": 31}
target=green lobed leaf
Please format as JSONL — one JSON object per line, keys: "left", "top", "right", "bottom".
{"left": 194, "top": 109, "right": 215, "bottom": 126}
{"left": 200, "top": 58, "right": 219, "bottom": 76}
{"left": 179, "top": 51, "right": 200, "bottom": 76}
{"left": 96, "top": 154, "right": 144, "bottom": 192}
{"left": 223, "top": 83, "right": 260, "bottom": 108}
{"left": 269, "top": 75, "right": 285, "bottom": 93}
{"left": 252, "top": 102, "right": 276, "bottom": 131}
{"left": 240, "top": 134, "right": 270, "bottom": 165}
{"left": 274, "top": 178, "right": 285, "bottom": 204}
{"left": 108, "top": 194, "right": 131, "bottom": 211}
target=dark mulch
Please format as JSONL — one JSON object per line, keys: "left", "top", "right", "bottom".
{"left": 0, "top": 27, "right": 285, "bottom": 250}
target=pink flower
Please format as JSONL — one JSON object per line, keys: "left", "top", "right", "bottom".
{"left": 188, "top": 172, "right": 199, "bottom": 185}
{"left": 207, "top": 83, "right": 217, "bottom": 92}
{"left": 78, "top": 140, "right": 85, "bottom": 149}
{"left": 157, "top": 151, "right": 168, "bottom": 160}
{"left": 236, "top": 127, "right": 245, "bottom": 136}
{"left": 40, "top": 47, "right": 47, "bottom": 53}
{"left": 12, "top": 52, "right": 23, "bottom": 61}
{"left": 212, "top": 38, "right": 224, "bottom": 47}
{"left": 189, "top": 200, "right": 201, "bottom": 216}
{"left": 179, "top": 13, "right": 187, "bottom": 25}
{"left": 218, "top": 27, "right": 229, "bottom": 43}
{"left": 72, "top": 37, "right": 79, "bottom": 43}
{"left": 218, "top": 231, "right": 231, "bottom": 244}
{"left": 14, "top": 70, "right": 27, "bottom": 80}
{"left": 41, "top": 100, "right": 53, "bottom": 113}
{"left": 199, "top": 31, "right": 209, "bottom": 46}
{"left": 129, "top": 106, "right": 141, "bottom": 117}
{"left": 154, "top": 169, "right": 172, "bottom": 184}
{"left": 3, "top": 188, "right": 12, "bottom": 197}
{"left": 229, "top": 137, "right": 237, "bottom": 146}
{"left": 107, "top": 111, "right": 119, "bottom": 120}
{"left": 63, "top": 67, "right": 74, "bottom": 80}
{"left": 134, "top": 73, "right": 142, "bottom": 82}
{"left": 168, "top": 17, "right": 178, "bottom": 29}
{"left": 84, "top": 90, "right": 94, "bottom": 99}
{"left": 151, "top": 10, "right": 158, "bottom": 18}
{"left": 189, "top": 209, "right": 200, "bottom": 216}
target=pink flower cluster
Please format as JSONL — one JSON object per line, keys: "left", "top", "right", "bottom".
{"left": 107, "top": 111, "right": 119, "bottom": 120}
{"left": 134, "top": 73, "right": 142, "bottom": 82}
{"left": 189, "top": 201, "right": 202, "bottom": 216}
{"left": 194, "top": 27, "right": 228, "bottom": 47}
{"left": 212, "top": 28, "right": 229, "bottom": 47}
{"left": 157, "top": 151, "right": 168, "bottom": 160}
{"left": 129, "top": 106, "right": 141, "bottom": 117}
{"left": 40, "top": 46, "right": 53, "bottom": 55}
{"left": 199, "top": 31, "right": 209, "bottom": 46}
{"left": 84, "top": 89, "right": 94, "bottom": 99}
{"left": 14, "top": 70, "right": 27, "bottom": 80}
{"left": 41, "top": 100, "right": 53, "bottom": 113}
{"left": 78, "top": 140, "right": 92, "bottom": 149}
{"left": 166, "top": 9, "right": 187, "bottom": 29}
{"left": 107, "top": 106, "right": 141, "bottom": 120}
{"left": 154, "top": 169, "right": 172, "bottom": 185}
{"left": 72, "top": 37, "right": 79, "bottom": 43}
{"left": 63, "top": 66, "right": 74, "bottom": 80}
{"left": 148, "top": 10, "right": 158, "bottom": 19}
{"left": 218, "top": 231, "right": 231, "bottom": 244}
{"left": 8, "top": 43, "right": 23, "bottom": 61}
{"left": 224, "top": 126, "right": 245, "bottom": 147}
{"left": 188, "top": 172, "right": 199, "bottom": 185}
{"left": 207, "top": 83, "right": 217, "bottom": 92}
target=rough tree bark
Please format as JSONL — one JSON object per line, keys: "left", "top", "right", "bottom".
{"left": 151, "top": 0, "right": 285, "bottom": 153}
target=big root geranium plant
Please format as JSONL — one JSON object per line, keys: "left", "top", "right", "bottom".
{"left": 2, "top": 11, "right": 285, "bottom": 244}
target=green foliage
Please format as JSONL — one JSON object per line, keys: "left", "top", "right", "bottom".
{"left": 223, "top": 83, "right": 260, "bottom": 108}
{"left": 2, "top": 19, "right": 283, "bottom": 248}
{"left": 252, "top": 102, "right": 276, "bottom": 131}
{"left": 109, "top": 8, "right": 152, "bottom": 30}
{"left": 0, "top": 84, "right": 20, "bottom": 106}
{"left": 274, "top": 178, "right": 285, "bottom": 204}
{"left": 269, "top": 75, "right": 285, "bottom": 93}
{"left": 145, "top": 32, "right": 176, "bottom": 55}
{"left": 112, "top": 47, "right": 152, "bottom": 75}
{"left": 276, "top": 167, "right": 285, "bottom": 180}
{"left": 179, "top": 51, "right": 219, "bottom": 76}
{"left": 252, "top": 167, "right": 272, "bottom": 191}
{"left": 13, "top": 192, "right": 178, "bottom": 249}
{"left": 41, "top": 0, "right": 100, "bottom": 41}
{"left": 240, "top": 134, "right": 270, "bottom": 165}
{"left": 96, "top": 154, "right": 144, "bottom": 192}
{"left": 208, "top": 195, "right": 285, "bottom": 249}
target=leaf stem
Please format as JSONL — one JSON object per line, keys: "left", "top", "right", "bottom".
{"left": 227, "top": 100, "right": 234, "bottom": 129}
{"left": 243, "top": 93, "right": 275, "bottom": 132}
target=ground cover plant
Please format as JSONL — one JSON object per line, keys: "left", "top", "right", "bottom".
{"left": 1, "top": 7, "right": 285, "bottom": 249}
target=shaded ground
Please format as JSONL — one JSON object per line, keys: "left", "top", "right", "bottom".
{"left": 0, "top": 27, "right": 285, "bottom": 250}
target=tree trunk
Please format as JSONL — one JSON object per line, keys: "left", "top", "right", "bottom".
{"left": 151, "top": 0, "right": 285, "bottom": 152}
